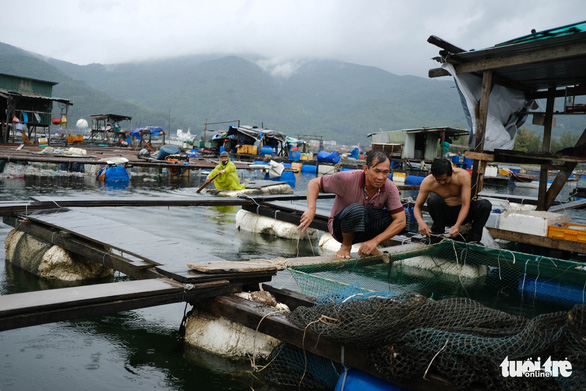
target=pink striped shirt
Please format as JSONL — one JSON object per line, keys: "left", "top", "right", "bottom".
{"left": 320, "top": 170, "right": 404, "bottom": 234}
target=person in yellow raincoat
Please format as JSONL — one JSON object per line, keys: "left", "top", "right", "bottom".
{"left": 205, "top": 151, "right": 245, "bottom": 190}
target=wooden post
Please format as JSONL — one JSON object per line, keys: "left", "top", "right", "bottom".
{"left": 537, "top": 88, "right": 556, "bottom": 210}
{"left": 543, "top": 127, "right": 586, "bottom": 210}
{"left": 471, "top": 70, "right": 492, "bottom": 200}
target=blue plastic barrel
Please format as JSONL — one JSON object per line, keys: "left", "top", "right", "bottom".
{"left": 317, "top": 150, "right": 341, "bottom": 164}
{"left": 105, "top": 165, "right": 129, "bottom": 182}
{"left": 282, "top": 162, "right": 292, "bottom": 167}
{"left": 452, "top": 155, "right": 460, "bottom": 164}
{"left": 301, "top": 164, "right": 318, "bottom": 173}
{"left": 463, "top": 157, "right": 474, "bottom": 169}
{"left": 263, "top": 171, "right": 296, "bottom": 188}
{"left": 405, "top": 175, "right": 424, "bottom": 185}
{"left": 519, "top": 277, "right": 585, "bottom": 305}
{"left": 157, "top": 145, "right": 181, "bottom": 160}
{"left": 260, "top": 146, "right": 274, "bottom": 156}
{"left": 280, "top": 171, "right": 296, "bottom": 188}
{"left": 335, "top": 369, "right": 408, "bottom": 391}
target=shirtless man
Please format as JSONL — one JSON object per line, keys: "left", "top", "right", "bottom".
{"left": 414, "top": 158, "right": 491, "bottom": 243}
{"left": 298, "top": 151, "right": 406, "bottom": 259}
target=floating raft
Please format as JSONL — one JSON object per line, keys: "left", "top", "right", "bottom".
{"left": 205, "top": 180, "right": 294, "bottom": 197}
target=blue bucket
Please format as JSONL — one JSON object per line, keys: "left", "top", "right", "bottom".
{"left": 289, "top": 149, "right": 301, "bottom": 161}
{"left": 463, "top": 158, "right": 474, "bottom": 169}
{"left": 452, "top": 155, "right": 460, "bottom": 164}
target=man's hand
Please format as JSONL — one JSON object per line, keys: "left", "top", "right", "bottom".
{"left": 220, "top": 170, "right": 226, "bottom": 174}
{"left": 449, "top": 225, "right": 460, "bottom": 238}
{"left": 358, "top": 239, "right": 379, "bottom": 256}
{"left": 418, "top": 222, "right": 431, "bottom": 237}
{"left": 205, "top": 177, "right": 211, "bottom": 184}
{"left": 298, "top": 208, "right": 316, "bottom": 232}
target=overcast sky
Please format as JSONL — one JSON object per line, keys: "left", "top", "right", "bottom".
{"left": 4, "top": 0, "right": 586, "bottom": 78}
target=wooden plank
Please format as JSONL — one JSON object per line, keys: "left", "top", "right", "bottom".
{"left": 0, "top": 278, "right": 234, "bottom": 331}
{"left": 187, "top": 260, "right": 281, "bottom": 273}
{"left": 453, "top": 41, "right": 586, "bottom": 75}
{"left": 549, "top": 199, "right": 586, "bottom": 211}
{"left": 464, "top": 151, "right": 495, "bottom": 162}
{"left": 28, "top": 195, "right": 253, "bottom": 208}
{"left": 487, "top": 227, "right": 586, "bottom": 254}
{"left": 155, "top": 265, "right": 276, "bottom": 284}
{"left": 0, "top": 278, "right": 182, "bottom": 316}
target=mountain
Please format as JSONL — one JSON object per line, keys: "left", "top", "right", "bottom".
{"left": 0, "top": 42, "right": 473, "bottom": 145}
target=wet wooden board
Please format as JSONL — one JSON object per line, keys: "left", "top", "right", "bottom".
{"left": 0, "top": 278, "right": 231, "bottom": 331}
{"left": 155, "top": 265, "right": 276, "bottom": 284}
{"left": 187, "top": 260, "right": 281, "bottom": 273}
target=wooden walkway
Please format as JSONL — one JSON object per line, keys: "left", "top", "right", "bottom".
{"left": 0, "top": 207, "right": 282, "bottom": 331}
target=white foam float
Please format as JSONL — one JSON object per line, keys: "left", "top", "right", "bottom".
{"left": 4, "top": 229, "right": 113, "bottom": 281}
{"left": 235, "top": 209, "right": 319, "bottom": 240}
{"left": 207, "top": 180, "right": 293, "bottom": 197}
{"left": 184, "top": 291, "right": 287, "bottom": 359}
{"left": 318, "top": 232, "right": 361, "bottom": 255}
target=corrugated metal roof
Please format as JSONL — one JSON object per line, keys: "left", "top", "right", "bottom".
{"left": 429, "top": 20, "right": 586, "bottom": 92}
{"left": 0, "top": 88, "right": 72, "bottom": 105}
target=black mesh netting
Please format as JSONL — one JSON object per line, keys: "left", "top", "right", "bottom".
{"left": 260, "top": 342, "right": 343, "bottom": 390}
{"left": 281, "top": 290, "right": 585, "bottom": 390}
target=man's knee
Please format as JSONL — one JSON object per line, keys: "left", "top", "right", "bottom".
{"left": 427, "top": 193, "right": 444, "bottom": 208}
{"left": 476, "top": 199, "right": 492, "bottom": 215}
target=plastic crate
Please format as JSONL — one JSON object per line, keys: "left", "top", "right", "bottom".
{"left": 547, "top": 222, "right": 586, "bottom": 243}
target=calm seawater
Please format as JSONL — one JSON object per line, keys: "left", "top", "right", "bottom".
{"left": 0, "top": 165, "right": 583, "bottom": 390}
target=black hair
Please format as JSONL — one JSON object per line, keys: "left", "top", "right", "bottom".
{"left": 431, "top": 158, "right": 453, "bottom": 177}
{"left": 365, "top": 151, "right": 389, "bottom": 168}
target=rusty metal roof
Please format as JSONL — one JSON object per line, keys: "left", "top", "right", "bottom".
{"left": 429, "top": 20, "right": 586, "bottom": 93}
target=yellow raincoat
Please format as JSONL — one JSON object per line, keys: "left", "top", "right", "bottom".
{"left": 208, "top": 158, "right": 245, "bottom": 190}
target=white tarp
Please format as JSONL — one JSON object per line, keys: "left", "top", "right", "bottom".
{"left": 443, "top": 63, "right": 537, "bottom": 151}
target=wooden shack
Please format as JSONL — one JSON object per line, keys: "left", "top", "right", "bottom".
{"left": 0, "top": 73, "right": 73, "bottom": 144}
{"left": 428, "top": 20, "right": 586, "bottom": 252}
{"left": 369, "top": 127, "right": 468, "bottom": 162}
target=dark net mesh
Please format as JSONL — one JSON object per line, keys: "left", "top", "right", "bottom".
{"left": 285, "top": 287, "right": 585, "bottom": 390}
{"left": 259, "top": 342, "right": 343, "bottom": 390}
{"left": 260, "top": 241, "right": 586, "bottom": 390}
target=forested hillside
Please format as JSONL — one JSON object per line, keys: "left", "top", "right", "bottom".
{"left": 3, "top": 41, "right": 581, "bottom": 146}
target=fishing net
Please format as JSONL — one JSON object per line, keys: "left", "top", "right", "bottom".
{"left": 263, "top": 241, "right": 586, "bottom": 390}
{"left": 260, "top": 342, "right": 343, "bottom": 390}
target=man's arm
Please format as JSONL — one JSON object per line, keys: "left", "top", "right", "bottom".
{"left": 298, "top": 177, "right": 322, "bottom": 232}
{"left": 206, "top": 164, "right": 221, "bottom": 183}
{"left": 414, "top": 177, "right": 431, "bottom": 236}
{"left": 358, "top": 209, "right": 407, "bottom": 256}
{"left": 449, "top": 173, "right": 471, "bottom": 237}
